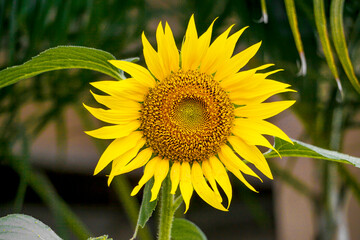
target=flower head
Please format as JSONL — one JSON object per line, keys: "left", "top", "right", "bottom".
{"left": 84, "top": 15, "right": 295, "bottom": 211}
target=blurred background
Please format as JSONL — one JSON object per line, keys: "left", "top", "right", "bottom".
{"left": 0, "top": 0, "right": 360, "bottom": 239}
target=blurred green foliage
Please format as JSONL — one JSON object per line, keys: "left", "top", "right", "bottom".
{"left": 1, "top": 0, "right": 360, "bottom": 239}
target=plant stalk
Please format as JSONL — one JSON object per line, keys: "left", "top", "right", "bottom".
{"left": 158, "top": 175, "right": 174, "bottom": 240}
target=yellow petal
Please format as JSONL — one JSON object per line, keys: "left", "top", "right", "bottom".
{"left": 219, "top": 145, "right": 261, "bottom": 181}
{"left": 222, "top": 162, "right": 258, "bottom": 193}
{"left": 83, "top": 103, "right": 140, "bottom": 125}
{"left": 191, "top": 162, "right": 227, "bottom": 211}
{"left": 218, "top": 153, "right": 258, "bottom": 192}
{"left": 208, "top": 156, "right": 232, "bottom": 208}
{"left": 214, "top": 41, "right": 261, "bottom": 81}
{"left": 234, "top": 101, "right": 295, "bottom": 119}
{"left": 108, "top": 60, "right": 155, "bottom": 88}
{"left": 170, "top": 161, "right": 181, "bottom": 194}
{"left": 131, "top": 157, "right": 161, "bottom": 196}
{"left": 179, "top": 162, "right": 193, "bottom": 213}
{"left": 232, "top": 124, "right": 276, "bottom": 152}
{"left": 188, "top": 18, "right": 216, "bottom": 70}
{"left": 108, "top": 138, "right": 146, "bottom": 185}
{"left": 222, "top": 26, "right": 248, "bottom": 61}
{"left": 234, "top": 118, "right": 292, "bottom": 143}
{"left": 94, "top": 131, "right": 143, "bottom": 175}
{"left": 201, "top": 160, "right": 222, "bottom": 203}
{"left": 229, "top": 78, "right": 295, "bottom": 105}
{"left": 228, "top": 136, "right": 273, "bottom": 179}
{"left": 156, "top": 22, "right": 180, "bottom": 76}
{"left": 252, "top": 63, "right": 275, "bottom": 71}
{"left": 228, "top": 78, "right": 291, "bottom": 94}
{"left": 181, "top": 15, "right": 199, "bottom": 71}
{"left": 164, "top": 22, "right": 180, "bottom": 73}
{"left": 151, "top": 158, "right": 169, "bottom": 201}
{"left": 231, "top": 88, "right": 296, "bottom": 105}
{"left": 200, "top": 24, "right": 234, "bottom": 75}
{"left": 257, "top": 69, "right": 284, "bottom": 79}
{"left": 220, "top": 64, "right": 274, "bottom": 88}
{"left": 85, "top": 121, "right": 140, "bottom": 139}
{"left": 142, "top": 31, "right": 166, "bottom": 80}
{"left": 90, "top": 90, "right": 142, "bottom": 110}
{"left": 90, "top": 79, "right": 148, "bottom": 101}
{"left": 111, "top": 147, "right": 153, "bottom": 176}
{"left": 220, "top": 69, "right": 257, "bottom": 89}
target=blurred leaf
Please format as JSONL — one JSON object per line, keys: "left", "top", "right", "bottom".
{"left": 9, "top": 156, "right": 92, "bottom": 240}
{"left": 112, "top": 176, "right": 154, "bottom": 240}
{"left": 0, "top": 0, "right": 5, "bottom": 37}
{"left": 8, "top": 0, "right": 18, "bottom": 64}
{"left": 137, "top": 178, "right": 157, "bottom": 228}
{"left": 284, "top": 0, "right": 307, "bottom": 75}
{"left": 259, "top": 0, "right": 268, "bottom": 23}
{"left": 13, "top": 125, "right": 30, "bottom": 213}
{"left": 313, "top": 0, "right": 343, "bottom": 94}
{"left": 330, "top": 0, "right": 360, "bottom": 94}
{"left": 0, "top": 214, "right": 61, "bottom": 240}
{"left": 264, "top": 137, "right": 360, "bottom": 168}
{"left": 0, "top": 46, "right": 123, "bottom": 89}
{"left": 87, "top": 235, "right": 113, "bottom": 240}
{"left": 172, "top": 218, "right": 207, "bottom": 240}
{"left": 338, "top": 164, "right": 360, "bottom": 202}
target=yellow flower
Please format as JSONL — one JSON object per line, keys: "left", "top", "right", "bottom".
{"left": 84, "top": 15, "right": 295, "bottom": 212}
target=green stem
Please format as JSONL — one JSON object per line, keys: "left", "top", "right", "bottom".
{"left": 158, "top": 175, "right": 174, "bottom": 240}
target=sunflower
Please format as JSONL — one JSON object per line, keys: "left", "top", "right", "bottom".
{"left": 84, "top": 15, "right": 295, "bottom": 212}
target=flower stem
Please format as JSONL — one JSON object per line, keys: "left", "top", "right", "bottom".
{"left": 158, "top": 175, "right": 174, "bottom": 240}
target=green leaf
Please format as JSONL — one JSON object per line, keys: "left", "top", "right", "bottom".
{"left": 284, "top": 0, "right": 307, "bottom": 75}
{"left": 264, "top": 137, "right": 360, "bottom": 168}
{"left": 313, "top": 0, "right": 342, "bottom": 94}
{"left": 0, "top": 45, "right": 123, "bottom": 89}
{"left": 330, "top": 0, "right": 360, "bottom": 94}
{"left": 259, "top": 0, "right": 268, "bottom": 24}
{"left": 130, "top": 178, "right": 157, "bottom": 240}
{"left": 137, "top": 178, "right": 157, "bottom": 228}
{"left": 338, "top": 165, "right": 360, "bottom": 202}
{"left": 0, "top": 214, "right": 61, "bottom": 240}
{"left": 87, "top": 235, "right": 113, "bottom": 240}
{"left": 172, "top": 218, "right": 207, "bottom": 240}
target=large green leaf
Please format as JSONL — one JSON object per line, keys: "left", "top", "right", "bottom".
{"left": 172, "top": 218, "right": 207, "bottom": 240}
{"left": 264, "top": 137, "right": 360, "bottom": 168}
{"left": 0, "top": 46, "right": 123, "bottom": 88}
{"left": 0, "top": 214, "right": 61, "bottom": 240}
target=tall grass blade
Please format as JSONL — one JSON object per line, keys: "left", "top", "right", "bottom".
{"left": 330, "top": 0, "right": 360, "bottom": 94}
